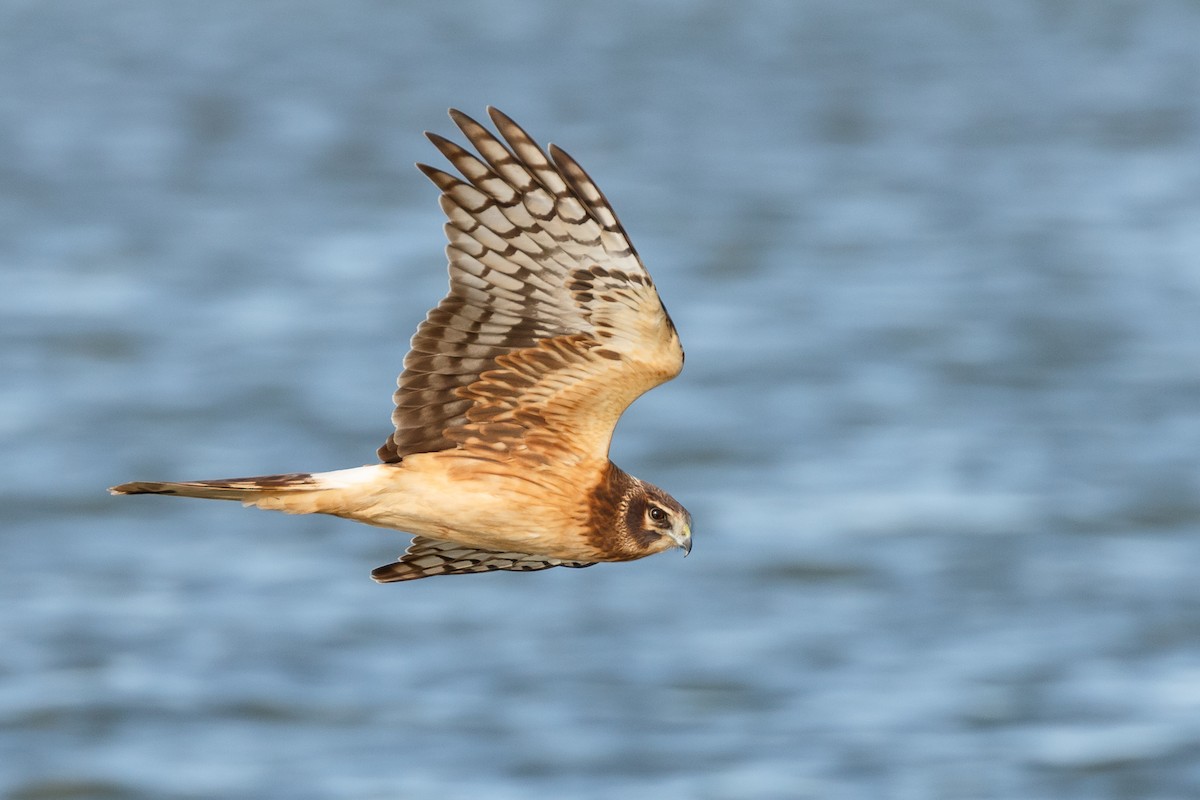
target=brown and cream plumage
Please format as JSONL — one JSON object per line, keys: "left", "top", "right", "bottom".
{"left": 110, "top": 107, "right": 691, "bottom": 582}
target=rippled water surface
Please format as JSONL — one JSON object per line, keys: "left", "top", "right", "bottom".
{"left": 5, "top": 2, "right": 1200, "bottom": 798}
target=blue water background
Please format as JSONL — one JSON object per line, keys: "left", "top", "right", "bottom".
{"left": 4, "top": 2, "right": 1200, "bottom": 798}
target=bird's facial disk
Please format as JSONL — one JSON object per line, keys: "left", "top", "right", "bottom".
{"left": 640, "top": 489, "right": 692, "bottom": 557}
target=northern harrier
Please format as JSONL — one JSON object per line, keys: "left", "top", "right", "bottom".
{"left": 111, "top": 108, "right": 691, "bottom": 582}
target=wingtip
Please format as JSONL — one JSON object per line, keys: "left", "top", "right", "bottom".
{"left": 415, "top": 161, "right": 452, "bottom": 184}
{"left": 547, "top": 142, "right": 572, "bottom": 166}
{"left": 425, "top": 131, "right": 472, "bottom": 163}
{"left": 448, "top": 107, "right": 483, "bottom": 132}
{"left": 486, "top": 106, "right": 515, "bottom": 129}
{"left": 370, "top": 563, "right": 419, "bottom": 584}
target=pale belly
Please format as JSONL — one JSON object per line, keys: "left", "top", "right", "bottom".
{"left": 325, "top": 454, "right": 595, "bottom": 558}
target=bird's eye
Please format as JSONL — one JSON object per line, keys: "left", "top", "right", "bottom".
{"left": 649, "top": 506, "right": 667, "bottom": 523}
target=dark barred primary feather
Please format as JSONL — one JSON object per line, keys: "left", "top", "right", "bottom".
{"left": 371, "top": 536, "right": 595, "bottom": 582}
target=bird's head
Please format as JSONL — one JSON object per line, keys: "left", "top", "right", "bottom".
{"left": 620, "top": 478, "right": 693, "bottom": 558}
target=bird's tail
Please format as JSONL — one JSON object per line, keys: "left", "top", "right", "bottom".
{"left": 109, "top": 472, "right": 330, "bottom": 514}
{"left": 111, "top": 472, "right": 316, "bottom": 500}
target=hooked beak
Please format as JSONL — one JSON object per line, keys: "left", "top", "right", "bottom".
{"left": 668, "top": 523, "right": 692, "bottom": 557}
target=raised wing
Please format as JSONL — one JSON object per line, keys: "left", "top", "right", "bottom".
{"left": 378, "top": 108, "right": 682, "bottom": 466}
{"left": 371, "top": 536, "right": 595, "bottom": 582}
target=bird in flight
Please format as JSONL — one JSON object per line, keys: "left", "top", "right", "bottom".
{"left": 111, "top": 108, "right": 691, "bottom": 582}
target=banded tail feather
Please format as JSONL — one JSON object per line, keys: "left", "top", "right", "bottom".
{"left": 108, "top": 472, "right": 338, "bottom": 515}
{"left": 110, "top": 472, "right": 317, "bottom": 500}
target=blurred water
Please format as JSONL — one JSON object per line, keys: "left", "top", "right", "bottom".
{"left": 4, "top": 1, "right": 1200, "bottom": 798}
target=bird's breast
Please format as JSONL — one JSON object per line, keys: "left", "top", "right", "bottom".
{"left": 331, "top": 454, "right": 610, "bottom": 560}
